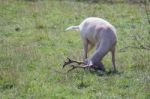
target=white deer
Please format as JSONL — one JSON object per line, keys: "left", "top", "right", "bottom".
{"left": 66, "top": 17, "right": 117, "bottom": 71}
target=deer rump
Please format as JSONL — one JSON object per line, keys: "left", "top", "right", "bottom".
{"left": 63, "top": 17, "right": 117, "bottom": 72}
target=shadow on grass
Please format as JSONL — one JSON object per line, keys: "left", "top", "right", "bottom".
{"left": 89, "top": 69, "right": 123, "bottom": 76}
{"left": 58, "top": 67, "right": 123, "bottom": 77}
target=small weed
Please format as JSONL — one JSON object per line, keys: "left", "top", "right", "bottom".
{"left": 77, "top": 81, "right": 89, "bottom": 89}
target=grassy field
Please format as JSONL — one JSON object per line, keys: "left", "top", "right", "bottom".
{"left": 0, "top": 0, "right": 150, "bottom": 99}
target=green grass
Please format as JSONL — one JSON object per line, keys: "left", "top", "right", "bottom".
{"left": 0, "top": 0, "right": 150, "bottom": 99}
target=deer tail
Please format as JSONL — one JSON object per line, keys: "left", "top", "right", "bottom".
{"left": 65, "top": 25, "right": 79, "bottom": 31}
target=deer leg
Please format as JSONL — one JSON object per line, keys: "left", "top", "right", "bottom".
{"left": 83, "top": 39, "right": 88, "bottom": 60}
{"left": 111, "top": 46, "right": 116, "bottom": 71}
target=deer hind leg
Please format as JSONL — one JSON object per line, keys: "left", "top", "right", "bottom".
{"left": 111, "top": 46, "right": 116, "bottom": 71}
{"left": 83, "top": 39, "right": 88, "bottom": 60}
{"left": 83, "top": 39, "right": 94, "bottom": 60}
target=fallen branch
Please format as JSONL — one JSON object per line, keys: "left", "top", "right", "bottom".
{"left": 63, "top": 57, "right": 84, "bottom": 68}
{"left": 62, "top": 57, "right": 90, "bottom": 72}
{"left": 62, "top": 57, "right": 103, "bottom": 72}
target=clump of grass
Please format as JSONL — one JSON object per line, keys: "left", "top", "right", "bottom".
{"left": 35, "top": 22, "right": 45, "bottom": 29}
{"left": 0, "top": 67, "right": 19, "bottom": 91}
{"left": 77, "top": 81, "right": 89, "bottom": 89}
{"left": 131, "top": 50, "right": 150, "bottom": 71}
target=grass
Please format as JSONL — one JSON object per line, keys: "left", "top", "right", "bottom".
{"left": 0, "top": 0, "right": 150, "bottom": 99}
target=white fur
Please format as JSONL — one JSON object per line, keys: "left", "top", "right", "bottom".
{"left": 66, "top": 17, "right": 117, "bottom": 71}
